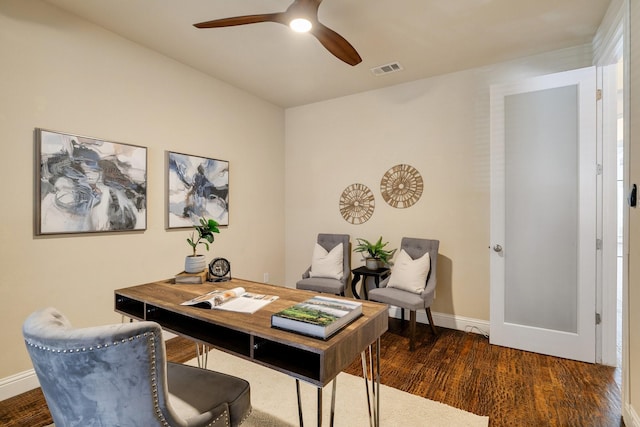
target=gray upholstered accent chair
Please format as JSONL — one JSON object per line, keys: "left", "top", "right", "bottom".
{"left": 23, "top": 307, "right": 251, "bottom": 427}
{"left": 296, "top": 233, "right": 351, "bottom": 296}
{"left": 368, "top": 238, "right": 439, "bottom": 351}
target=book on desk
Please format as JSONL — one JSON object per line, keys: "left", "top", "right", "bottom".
{"left": 174, "top": 270, "right": 208, "bottom": 284}
{"left": 181, "top": 287, "right": 279, "bottom": 314}
{"left": 271, "top": 296, "right": 362, "bottom": 339}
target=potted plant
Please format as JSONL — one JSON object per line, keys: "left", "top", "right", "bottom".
{"left": 184, "top": 217, "right": 220, "bottom": 273}
{"left": 354, "top": 236, "right": 396, "bottom": 270}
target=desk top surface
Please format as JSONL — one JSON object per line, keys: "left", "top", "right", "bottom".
{"left": 115, "top": 277, "right": 388, "bottom": 356}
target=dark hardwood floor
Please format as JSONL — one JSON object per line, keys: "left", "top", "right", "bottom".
{"left": 347, "top": 320, "right": 623, "bottom": 426}
{"left": 0, "top": 319, "right": 623, "bottom": 426}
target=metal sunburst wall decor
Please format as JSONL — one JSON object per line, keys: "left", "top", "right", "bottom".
{"left": 339, "top": 183, "right": 375, "bottom": 224}
{"left": 380, "top": 164, "right": 423, "bottom": 209}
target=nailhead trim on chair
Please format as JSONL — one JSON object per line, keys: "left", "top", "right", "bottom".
{"left": 147, "top": 332, "right": 170, "bottom": 427}
{"left": 25, "top": 331, "right": 232, "bottom": 427}
{"left": 209, "top": 412, "right": 229, "bottom": 426}
{"left": 24, "top": 332, "right": 151, "bottom": 353}
{"left": 147, "top": 333, "right": 231, "bottom": 426}
{"left": 238, "top": 408, "right": 253, "bottom": 425}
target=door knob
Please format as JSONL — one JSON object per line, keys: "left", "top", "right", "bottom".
{"left": 493, "top": 244, "right": 503, "bottom": 253}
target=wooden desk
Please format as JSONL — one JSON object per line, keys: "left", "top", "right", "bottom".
{"left": 114, "top": 278, "right": 388, "bottom": 425}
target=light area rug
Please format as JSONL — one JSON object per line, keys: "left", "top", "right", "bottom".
{"left": 187, "top": 349, "right": 489, "bottom": 427}
{"left": 47, "top": 349, "right": 488, "bottom": 427}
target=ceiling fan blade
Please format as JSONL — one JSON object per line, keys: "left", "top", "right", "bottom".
{"left": 194, "top": 13, "right": 287, "bottom": 29}
{"left": 193, "top": 0, "right": 362, "bottom": 66}
{"left": 310, "top": 23, "right": 362, "bottom": 66}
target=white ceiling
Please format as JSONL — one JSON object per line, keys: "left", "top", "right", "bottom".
{"left": 44, "top": 0, "right": 612, "bottom": 108}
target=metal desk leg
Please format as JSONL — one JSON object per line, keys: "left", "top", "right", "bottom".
{"left": 360, "top": 339, "right": 381, "bottom": 427}
{"left": 296, "top": 379, "right": 304, "bottom": 426}
{"left": 295, "top": 378, "right": 338, "bottom": 427}
{"left": 195, "top": 343, "right": 209, "bottom": 369}
{"left": 375, "top": 339, "right": 380, "bottom": 427}
{"left": 329, "top": 379, "right": 337, "bottom": 426}
{"left": 316, "top": 386, "right": 322, "bottom": 426}
{"left": 361, "top": 348, "right": 374, "bottom": 427}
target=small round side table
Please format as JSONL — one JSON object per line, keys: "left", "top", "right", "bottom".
{"left": 350, "top": 266, "right": 390, "bottom": 300}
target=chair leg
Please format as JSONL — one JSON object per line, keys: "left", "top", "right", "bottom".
{"left": 400, "top": 308, "right": 405, "bottom": 322}
{"left": 409, "top": 310, "right": 416, "bottom": 352}
{"left": 426, "top": 307, "right": 438, "bottom": 335}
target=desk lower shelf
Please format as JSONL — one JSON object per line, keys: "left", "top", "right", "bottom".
{"left": 116, "top": 293, "right": 322, "bottom": 384}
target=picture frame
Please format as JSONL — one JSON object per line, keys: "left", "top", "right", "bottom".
{"left": 36, "top": 128, "right": 147, "bottom": 235}
{"left": 167, "top": 151, "right": 229, "bottom": 228}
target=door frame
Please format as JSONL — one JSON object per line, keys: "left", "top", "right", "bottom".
{"left": 597, "top": 62, "right": 622, "bottom": 367}
{"left": 593, "top": 0, "right": 626, "bottom": 368}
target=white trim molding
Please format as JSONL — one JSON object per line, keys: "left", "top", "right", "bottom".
{"left": 593, "top": 0, "right": 624, "bottom": 65}
{"left": 388, "top": 308, "right": 490, "bottom": 337}
{"left": 624, "top": 402, "right": 640, "bottom": 427}
{"left": 0, "top": 369, "right": 40, "bottom": 402}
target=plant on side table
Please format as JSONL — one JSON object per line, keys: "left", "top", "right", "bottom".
{"left": 354, "top": 236, "right": 397, "bottom": 270}
{"left": 185, "top": 217, "right": 220, "bottom": 273}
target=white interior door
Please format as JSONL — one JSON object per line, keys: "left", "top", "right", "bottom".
{"left": 489, "top": 67, "right": 597, "bottom": 363}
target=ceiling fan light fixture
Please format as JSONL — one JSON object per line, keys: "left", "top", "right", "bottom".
{"left": 289, "top": 18, "right": 312, "bottom": 33}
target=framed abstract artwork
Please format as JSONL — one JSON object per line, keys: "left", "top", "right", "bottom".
{"left": 36, "top": 128, "right": 147, "bottom": 235}
{"left": 167, "top": 151, "right": 229, "bottom": 228}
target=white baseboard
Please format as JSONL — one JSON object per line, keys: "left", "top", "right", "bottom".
{"left": 388, "top": 307, "right": 490, "bottom": 337}
{"left": 2, "top": 312, "right": 481, "bottom": 400}
{"left": 0, "top": 369, "right": 40, "bottom": 402}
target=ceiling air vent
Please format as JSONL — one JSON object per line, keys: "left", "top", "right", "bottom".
{"left": 370, "top": 62, "right": 404, "bottom": 76}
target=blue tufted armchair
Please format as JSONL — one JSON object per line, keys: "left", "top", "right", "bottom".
{"left": 23, "top": 307, "right": 251, "bottom": 426}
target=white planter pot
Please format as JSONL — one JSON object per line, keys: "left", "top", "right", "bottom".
{"left": 185, "top": 255, "right": 206, "bottom": 273}
{"left": 366, "top": 258, "right": 381, "bottom": 270}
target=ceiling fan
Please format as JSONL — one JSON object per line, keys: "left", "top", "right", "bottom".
{"left": 193, "top": 0, "right": 362, "bottom": 66}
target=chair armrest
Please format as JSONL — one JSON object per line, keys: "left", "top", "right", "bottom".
{"left": 423, "top": 276, "right": 436, "bottom": 294}
{"left": 420, "top": 277, "right": 437, "bottom": 303}
{"left": 378, "top": 276, "right": 390, "bottom": 288}
{"left": 302, "top": 266, "right": 311, "bottom": 279}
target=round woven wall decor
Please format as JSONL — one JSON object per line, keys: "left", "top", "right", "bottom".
{"left": 339, "top": 183, "right": 375, "bottom": 224}
{"left": 380, "top": 164, "right": 423, "bottom": 209}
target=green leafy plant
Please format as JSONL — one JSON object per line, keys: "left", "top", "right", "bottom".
{"left": 187, "top": 217, "right": 220, "bottom": 256}
{"left": 354, "top": 237, "right": 396, "bottom": 264}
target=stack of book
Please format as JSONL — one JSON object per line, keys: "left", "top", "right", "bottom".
{"left": 271, "top": 296, "right": 362, "bottom": 339}
{"left": 174, "top": 270, "right": 208, "bottom": 284}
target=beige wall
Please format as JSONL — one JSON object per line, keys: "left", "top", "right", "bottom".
{"left": 627, "top": 0, "right": 640, "bottom": 423}
{"left": 284, "top": 46, "right": 593, "bottom": 322}
{"left": 0, "top": 1, "right": 285, "bottom": 378}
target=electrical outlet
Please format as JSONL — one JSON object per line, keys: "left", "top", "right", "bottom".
{"left": 263, "top": 273, "right": 269, "bottom": 283}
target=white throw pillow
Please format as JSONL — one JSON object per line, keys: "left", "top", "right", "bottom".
{"left": 387, "top": 249, "right": 430, "bottom": 294}
{"left": 309, "top": 242, "right": 344, "bottom": 280}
